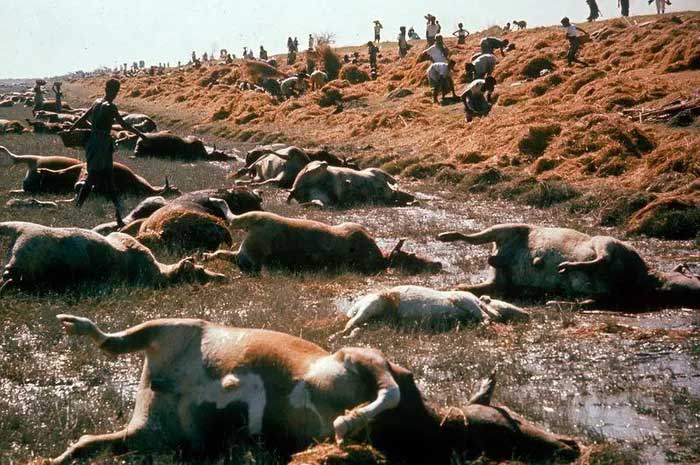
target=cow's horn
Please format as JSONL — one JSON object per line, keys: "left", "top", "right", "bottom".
{"left": 165, "top": 176, "right": 170, "bottom": 189}
{"left": 390, "top": 238, "right": 406, "bottom": 257}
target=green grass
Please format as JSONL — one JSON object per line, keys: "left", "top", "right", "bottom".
{"left": 1, "top": 87, "right": 700, "bottom": 465}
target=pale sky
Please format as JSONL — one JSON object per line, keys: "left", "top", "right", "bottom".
{"left": 3, "top": 0, "right": 699, "bottom": 78}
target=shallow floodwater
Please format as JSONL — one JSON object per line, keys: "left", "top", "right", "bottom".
{"left": 1, "top": 96, "right": 698, "bottom": 464}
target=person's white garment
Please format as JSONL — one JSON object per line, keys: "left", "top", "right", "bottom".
{"left": 472, "top": 54, "right": 497, "bottom": 78}
{"left": 655, "top": 0, "right": 665, "bottom": 13}
{"left": 566, "top": 24, "right": 579, "bottom": 38}
{"left": 398, "top": 33, "right": 407, "bottom": 48}
{"left": 375, "top": 24, "right": 382, "bottom": 35}
{"left": 427, "top": 62, "right": 450, "bottom": 85}
{"left": 423, "top": 44, "right": 447, "bottom": 63}
{"left": 426, "top": 22, "right": 440, "bottom": 38}
{"left": 281, "top": 77, "right": 299, "bottom": 95}
{"left": 308, "top": 36, "right": 314, "bottom": 49}
{"left": 462, "top": 78, "right": 486, "bottom": 97}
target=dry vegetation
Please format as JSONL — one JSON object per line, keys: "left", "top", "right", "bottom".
{"left": 70, "top": 12, "right": 700, "bottom": 240}
{"left": 1, "top": 11, "right": 700, "bottom": 465}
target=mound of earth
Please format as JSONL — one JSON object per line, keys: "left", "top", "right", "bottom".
{"left": 71, "top": 12, "right": 700, "bottom": 239}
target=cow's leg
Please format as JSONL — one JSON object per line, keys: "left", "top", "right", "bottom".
{"left": 56, "top": 314, "right": 158, "bottom": 355}
{"left": 52, "top": 428, "right": 150, "bottom": 465}
{"left": 332, "top": 349, "right": 401, "bottom": 445}
{"left": 335, "top": 294, "right": 393, "bottom": 338}
{"left": 438, "top": 224, "right": 530, "bottom": 245}
{"left": 202, "top": 249, "right": 238, "bottom": 262}
{"left": 558, "top": 239, "right": 610, "bottom": 274}
{"left": 207, "top": 197, "right": 237, "bottom": 223}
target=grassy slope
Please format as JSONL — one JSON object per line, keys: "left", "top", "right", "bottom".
{"left": 69, "top": 12, "right": 700, "bottom": 238}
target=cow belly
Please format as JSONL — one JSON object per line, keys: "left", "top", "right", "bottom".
{"left": 396, "top": 287, "right": 482, "bottom": 322}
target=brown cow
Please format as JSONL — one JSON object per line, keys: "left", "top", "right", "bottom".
{"left": 204, "top": 211, "right": 441, "bottom": 274}
{"left": 438, "top": 223, "right": 700, "bottom": 309}
{"left": 0, "top": 222, "right": 226, "bottom": 294}
{"left": 48, "top": 315, "right": 579, "bottom": 465}
{"left": 134, "top": 132, "right": 235, "bottom": 161}
{"left": 25, "top": 118, "right": 69, "bottom": 133}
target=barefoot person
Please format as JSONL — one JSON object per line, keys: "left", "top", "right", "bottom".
{"left": 52, "top": 82, "right": 63, "bottom": 112}
{"left": 427, "top": 60, "right": 458, "bottom": 103}
{"left": 32, "top": 80, "right": 45, "bottom": 115}
{"left": 69, "top": 79, "right": 146, "bottom": 227}
{"left": 453, "top": 23, "right": 470, "bottom": 44}
{"left": 561, "top": 17, "right": 590, "bottom": 67}
{"left": 480, "top": 37, "right": 509, "bottom": 56}
{"left": 465, "top": 53, "right": 497, "bottom": 82}
{"left": 461, "top": 76, "right": 496, "bottom": 122}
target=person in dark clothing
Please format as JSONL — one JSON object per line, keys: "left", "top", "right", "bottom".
{"left": 69, "top": 79, "right": 146, "bottom": 227}
{"left": 367, "top": 41, "right": 379, "bottom": 71}
{"left": 587, "top": 0, "right": 601, "bottom": 21}
{"left": 52, "top": 82, "right": 63, "bottom": 112}
{"left": 619, "top": 0, "right": 630, "bottom": 16}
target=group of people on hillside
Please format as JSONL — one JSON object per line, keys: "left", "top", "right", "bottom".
{"left": 31, "top": 80, "right": 63, "bottom": 115}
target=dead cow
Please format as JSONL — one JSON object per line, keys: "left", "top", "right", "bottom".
{"left": 438, "top": 223, "right": 700, "bottom": 309}
{"left": 49, "top": 315, "right": 579, "bottom": 465}
{"left": 0, "top": 119, "right": 26, "bottom": 134}
{"left": 0, "top": 222, "right": 226, "bottom": 294}
{"left": 122, "top": 113, "right": 157, "bottom": 132}
{"left": 335, "top": 285, "right": 529, "bottom": 338}
{"left": 204, "top": 211, "right": 442, "bottom": 274}
{"left": 234, "top": 145, "right": 311, "bottom": 188}
{"left": 287, "top": 161, "right": 415, "bottom": 207}
{"left": 25, "top": 118, "right": 69, "bottom": 133}
{"left": 243, "top": 144, "right": 354, "bottom": 169}
{"left": 134, "top": 132, "right": 234, "bottom": 161}
{"left": 0, "top": 145, "right": 82, "bottom": 193}
{"left": 133, "top": 188, "right": 263, "bottom": 251}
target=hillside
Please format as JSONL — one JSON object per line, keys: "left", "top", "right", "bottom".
{"left": 73, "top": 12, "right": 700, "bottom": 239}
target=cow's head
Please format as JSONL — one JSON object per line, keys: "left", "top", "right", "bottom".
{"left": 385, "top": 239, "right": 442, "bottom": 274}
{"left": 286, "top": 161, "right": 330, "bottom": 204}
{"left": 169, "top": 258, "right": 228, "bottom": 285}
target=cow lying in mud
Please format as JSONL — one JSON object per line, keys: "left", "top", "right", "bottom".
{"left": 1, "top": 146, "right": 179, "bottom": 197}
{"left": 49, "top": 314, "right": 579, "bottom": 465}
{"left": 438, "top": 223, "right": 700, "bottom": 309}
{"left": 0, "top": 119, "right": 26, "bottom": 134}
{"left": 97, "top": 188, "right": 263, "bottom": 251}
{"left": 25, "top": 118, "right": 69, "bottom": 133}
{"left": 203, "top": 211, "right": 441, "bottom": 274}
{"left": 287, "top": 161, "right": 416, "bottom": 207}
{"left": 134, "top": 132, "right": 235, "bottom": 161}
{"left": 334, "top": 285, "right": 529, "bottom": 338}
{"left": 243, "top": 143, "right": 356, "bottom": 168}
{"left": 0, "top": 222, "right": 226, "bottom": 294}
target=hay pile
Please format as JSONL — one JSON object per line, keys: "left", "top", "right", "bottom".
{"left": 288, "top": 443, "right": 387, "bottom": 465}
{"left": 81, "top": 12, "right": 700, "bottom": 238}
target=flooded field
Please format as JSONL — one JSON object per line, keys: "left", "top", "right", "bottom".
{"left": 1, "top": 96, "right": 699, "bottom": 465}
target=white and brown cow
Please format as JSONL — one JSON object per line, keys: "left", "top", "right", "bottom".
{"left": 0, "top": 222, "right": 226, "bottom": 293}
{"left": 287, "top": 161, "right": 416, "bottom": 207}
{"left": 334, "top": 285, "right": 529, "bottom": 338}
{"left": 49, "top": 315, "right": 580, "bottom": 465}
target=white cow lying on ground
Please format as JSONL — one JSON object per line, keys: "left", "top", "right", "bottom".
{"left": 335, "top": 285, "right": 529, "bottom": 338}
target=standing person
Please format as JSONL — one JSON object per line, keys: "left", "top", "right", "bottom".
{"left": 651, "top": 0, "right": 671, "bottom": 14}
{"left": 422, "top": 35, "right": 448, "bottom": 63}
{"left": 427, "top": 60, "right": 458, "bottom": 103}
{"left": 68, "top": 79, "right": 146, "bottom": 228}
{"left": 294, "top": 37, "right": 300, "bottom": 52}
{"left": 52, "top": 82, "right": 63, "bottom": 112}
{"left": 374, "top": 20, "right": 383, "bottom": 43}
{"left": 367, "top": 41, "right": 379, "bottom": 71}
{"left": 504, "top": 22, "right": 511, "bottom": 32}
{"left": 480, "top": 37, "right": 509, "bottom": 56}
{"left": 426, "top": 15, "right": 440, "bottom": 46}
{"left": 561, "top": 17, "right": 590, "bottom": 67}
{"left": 619, "top": 0, "right": 630, "bottom": 16}
{"left": 398, "top": 26, "right": 410, "bottom": 58}
{"left": 453, "top": 23, "right": 469, "bottom": 44}
{"left": 461, "top": 76, "right": 496, "bottom": 122}
{"left": 32, "top": 80, "right": 44, "bottom": 115}
{"left": 408, "top": 27, "right": 420, "bottom": 40}
{"left": 259, "top": 46, "right": 268, "bottom": 60}
{"left": 587, "top": 0, "right": 601, "bottom": 21}
{"left": 308, "top": 34, "right": 314, "bottom": 51}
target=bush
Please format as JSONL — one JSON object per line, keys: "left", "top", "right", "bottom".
{"left": 340, "top": 65, "right": 370, "bottom": 84}
{"left": 315, "top": 44, "right": 342, "bottom": 80}
{"left": 600, "top": 192, "right": 656, "bottom": 227}
{"left": 518, "top": 125, "right": 561, "bottom": 157}
{"left": 627, "top": 198, "right": 700, "bottom": 240}
{"left": 522, "top": 57, "right": 555, "bottom": 79}
{"left": 522, "top": 180, "right": 579, "bottom": 208}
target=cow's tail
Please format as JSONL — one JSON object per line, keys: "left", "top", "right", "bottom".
{"left": 437, "top": 223, "right": 530, "bottom": 245}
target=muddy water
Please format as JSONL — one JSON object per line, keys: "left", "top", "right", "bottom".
{"left": 1, "top": 96, "right": 699, "bottom": 464}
